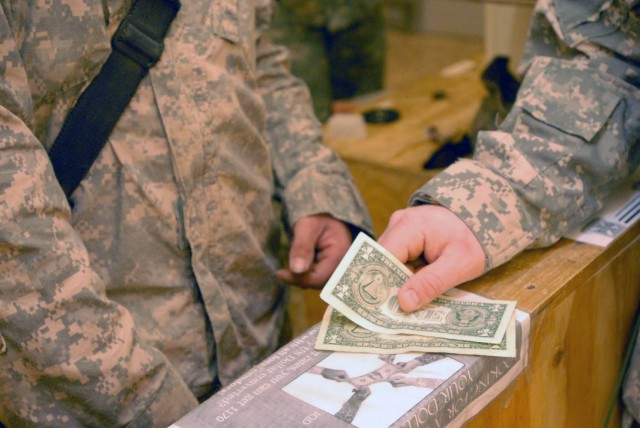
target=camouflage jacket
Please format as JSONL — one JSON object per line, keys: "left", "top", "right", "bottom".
{"left": 0, "top": 0, "right": 371, "bottom": 426}
{"left": 413, "top": 0, "right": 640, "bottom": 270}
{"left": 413, "top": 1, "right": 640, "bottom": 424}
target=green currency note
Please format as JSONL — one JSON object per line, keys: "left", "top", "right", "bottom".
{"left": 320, "top": 233, "right": 516, "bottom": 344}
{"left": 315, "top": 306, "right": 516, "bottom": 358}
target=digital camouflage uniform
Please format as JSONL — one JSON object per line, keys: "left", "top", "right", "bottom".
{"left": 411, "top": 0, "right": 640, "bottom": 423}
{"left": 0, "top": 0, "right": 372, "bottom": 426}
{"left": 268, "top": 0, "right": 385, "bottom": 121}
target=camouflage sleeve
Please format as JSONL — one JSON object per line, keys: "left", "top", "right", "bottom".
{"left": 0, "top": 10, "right": 197, "bottom": 428}
{"left": 410, "top": 1, "right": 640, "bottom": 270}
{"left": 254, "top": 1, "right": 373, "bottom": 234}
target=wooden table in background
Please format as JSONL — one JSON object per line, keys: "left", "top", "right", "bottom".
{"left": 326, "top": 58, "right": 486, "bottom": 235}
{"left": 287, "top": 58, "right": 640, "bottom": 426}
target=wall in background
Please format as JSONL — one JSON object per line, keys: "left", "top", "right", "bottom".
{"left": 413, "top": 0, "right": 485, "bottom": 37}
{"left": 484, "top": 3, "right": 534, "bottom": 71}
{"left": 384, "top": 0, "right": 484, "bottom": 37}
{"left": 383, "top": 0, "right": 534, "bottom": 69}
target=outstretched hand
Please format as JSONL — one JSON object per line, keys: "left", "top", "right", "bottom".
{"left": 276, "top": 214, "right": 352, "bottom": 289}
{"left": 378, "top": 205, "right": 486, "bottom": 312}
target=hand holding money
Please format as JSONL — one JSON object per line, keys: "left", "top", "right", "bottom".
{"left": 378, "top": 205, "right": 486, "bottom": 311}
{"left": 317, "top": 232, "right": 517, "bottom": 357}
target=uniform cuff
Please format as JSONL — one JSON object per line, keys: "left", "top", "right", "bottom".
{"left": 409, "top": 159, "right": 536, "bottom": 269}
{"left": 281, "top": 162, "right": 374, "bottom": 238}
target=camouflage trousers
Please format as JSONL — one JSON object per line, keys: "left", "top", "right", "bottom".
{"left": 269, "top": 4, "right": 385, "bottom": 122}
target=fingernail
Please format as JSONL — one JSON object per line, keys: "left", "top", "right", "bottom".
{"left": 290, "top": 257, "right": 308, "bottom": 274}
{"left": 402, "top": 289, "right": 420, "bottom": 312}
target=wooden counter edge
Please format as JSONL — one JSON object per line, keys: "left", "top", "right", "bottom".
{"left": 461, "top": 219, "right": 640, "bottom": 316}
{"left": 463, "top": 220, "right": 640, "bottom": 427}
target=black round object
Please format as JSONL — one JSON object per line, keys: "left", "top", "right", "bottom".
{"left": 363, "top": 108, "right": 400, "bottom": 124}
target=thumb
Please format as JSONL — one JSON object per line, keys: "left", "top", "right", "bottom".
{"left": 397, "top": 265, "right": 450, "bottom": 312}
{"left": 397, "top": 248, "right": 483, "bottom": 312}
{"left": 288, "top": 218, "right": 322, "bottom": 274}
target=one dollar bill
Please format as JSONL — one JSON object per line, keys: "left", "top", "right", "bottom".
{"left": 316, "top": 306, "right": 516, "bottom": 358}
{"left": 320, "top": 233, "right": 516, "bottom": 344}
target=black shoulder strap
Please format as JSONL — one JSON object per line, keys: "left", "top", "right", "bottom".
{"left": 48, "top": 0, "right": 181, "bottom": 199}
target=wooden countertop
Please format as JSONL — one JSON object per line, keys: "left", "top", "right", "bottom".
{"left": 324, "top": 58, "right": 486, "bottom": 172}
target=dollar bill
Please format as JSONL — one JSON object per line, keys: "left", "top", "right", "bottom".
{"left": 315, "top": 306, "right": 516, "bottom": 357}
{"left": 320, "top": 233, "right": 516, "bottom": 344}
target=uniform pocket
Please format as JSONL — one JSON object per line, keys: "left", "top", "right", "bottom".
{"left": 518, "top": 59, "right": 620, "bottom": 143}
{"left": 505, "top": 58, "right": 621, "bottom": 180}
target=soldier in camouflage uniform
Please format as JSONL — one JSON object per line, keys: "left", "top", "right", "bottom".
{"left": 378, "top": 0, "right": 640, "bottom": 424}
{"left": 0, "top": 0, "right": 372, "bottom": 426}
{"left": 268, "top": 0, "right": 385, "bottom": 122}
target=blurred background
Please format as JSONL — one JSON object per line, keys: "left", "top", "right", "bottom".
{"left": 384, "top": 0, "right": 532, "bottom": 91}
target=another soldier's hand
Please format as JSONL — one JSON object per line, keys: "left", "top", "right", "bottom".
{"left": 276, "top": 214, "right": 351, "bottom": 289}
{"left": 378, "top": 205, "right": 485, "bottom": 312}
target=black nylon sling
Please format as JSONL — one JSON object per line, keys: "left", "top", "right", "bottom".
{"left": 48, "top": 0, "right": 181, "bottom": 199}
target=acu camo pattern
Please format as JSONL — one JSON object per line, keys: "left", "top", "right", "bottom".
{"left": 412, "top": 0, "right": 640, "bottom": 424}
{"left": 0, "top": 0, "right": 372, "bottom": 426}
{"left": 412, "top": 0, "right": 640, "bottom": 269}
{"left": 268, "top": 0, "right": 385, "bottom": 121}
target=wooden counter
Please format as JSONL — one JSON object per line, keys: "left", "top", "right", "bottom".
{"left": 463, "top": 218, "right": 640, "bottom": 427}
{"left": 288, "top": 59, "right": 640, "bottom": 426}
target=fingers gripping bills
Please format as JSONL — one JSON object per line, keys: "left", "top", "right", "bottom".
{"left": 317, "top": 234, "right": 517, "bottom": 357}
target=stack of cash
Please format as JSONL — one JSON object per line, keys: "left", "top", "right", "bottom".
{"left": 316, "top": 233, "right": 517, "bottom": 357}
